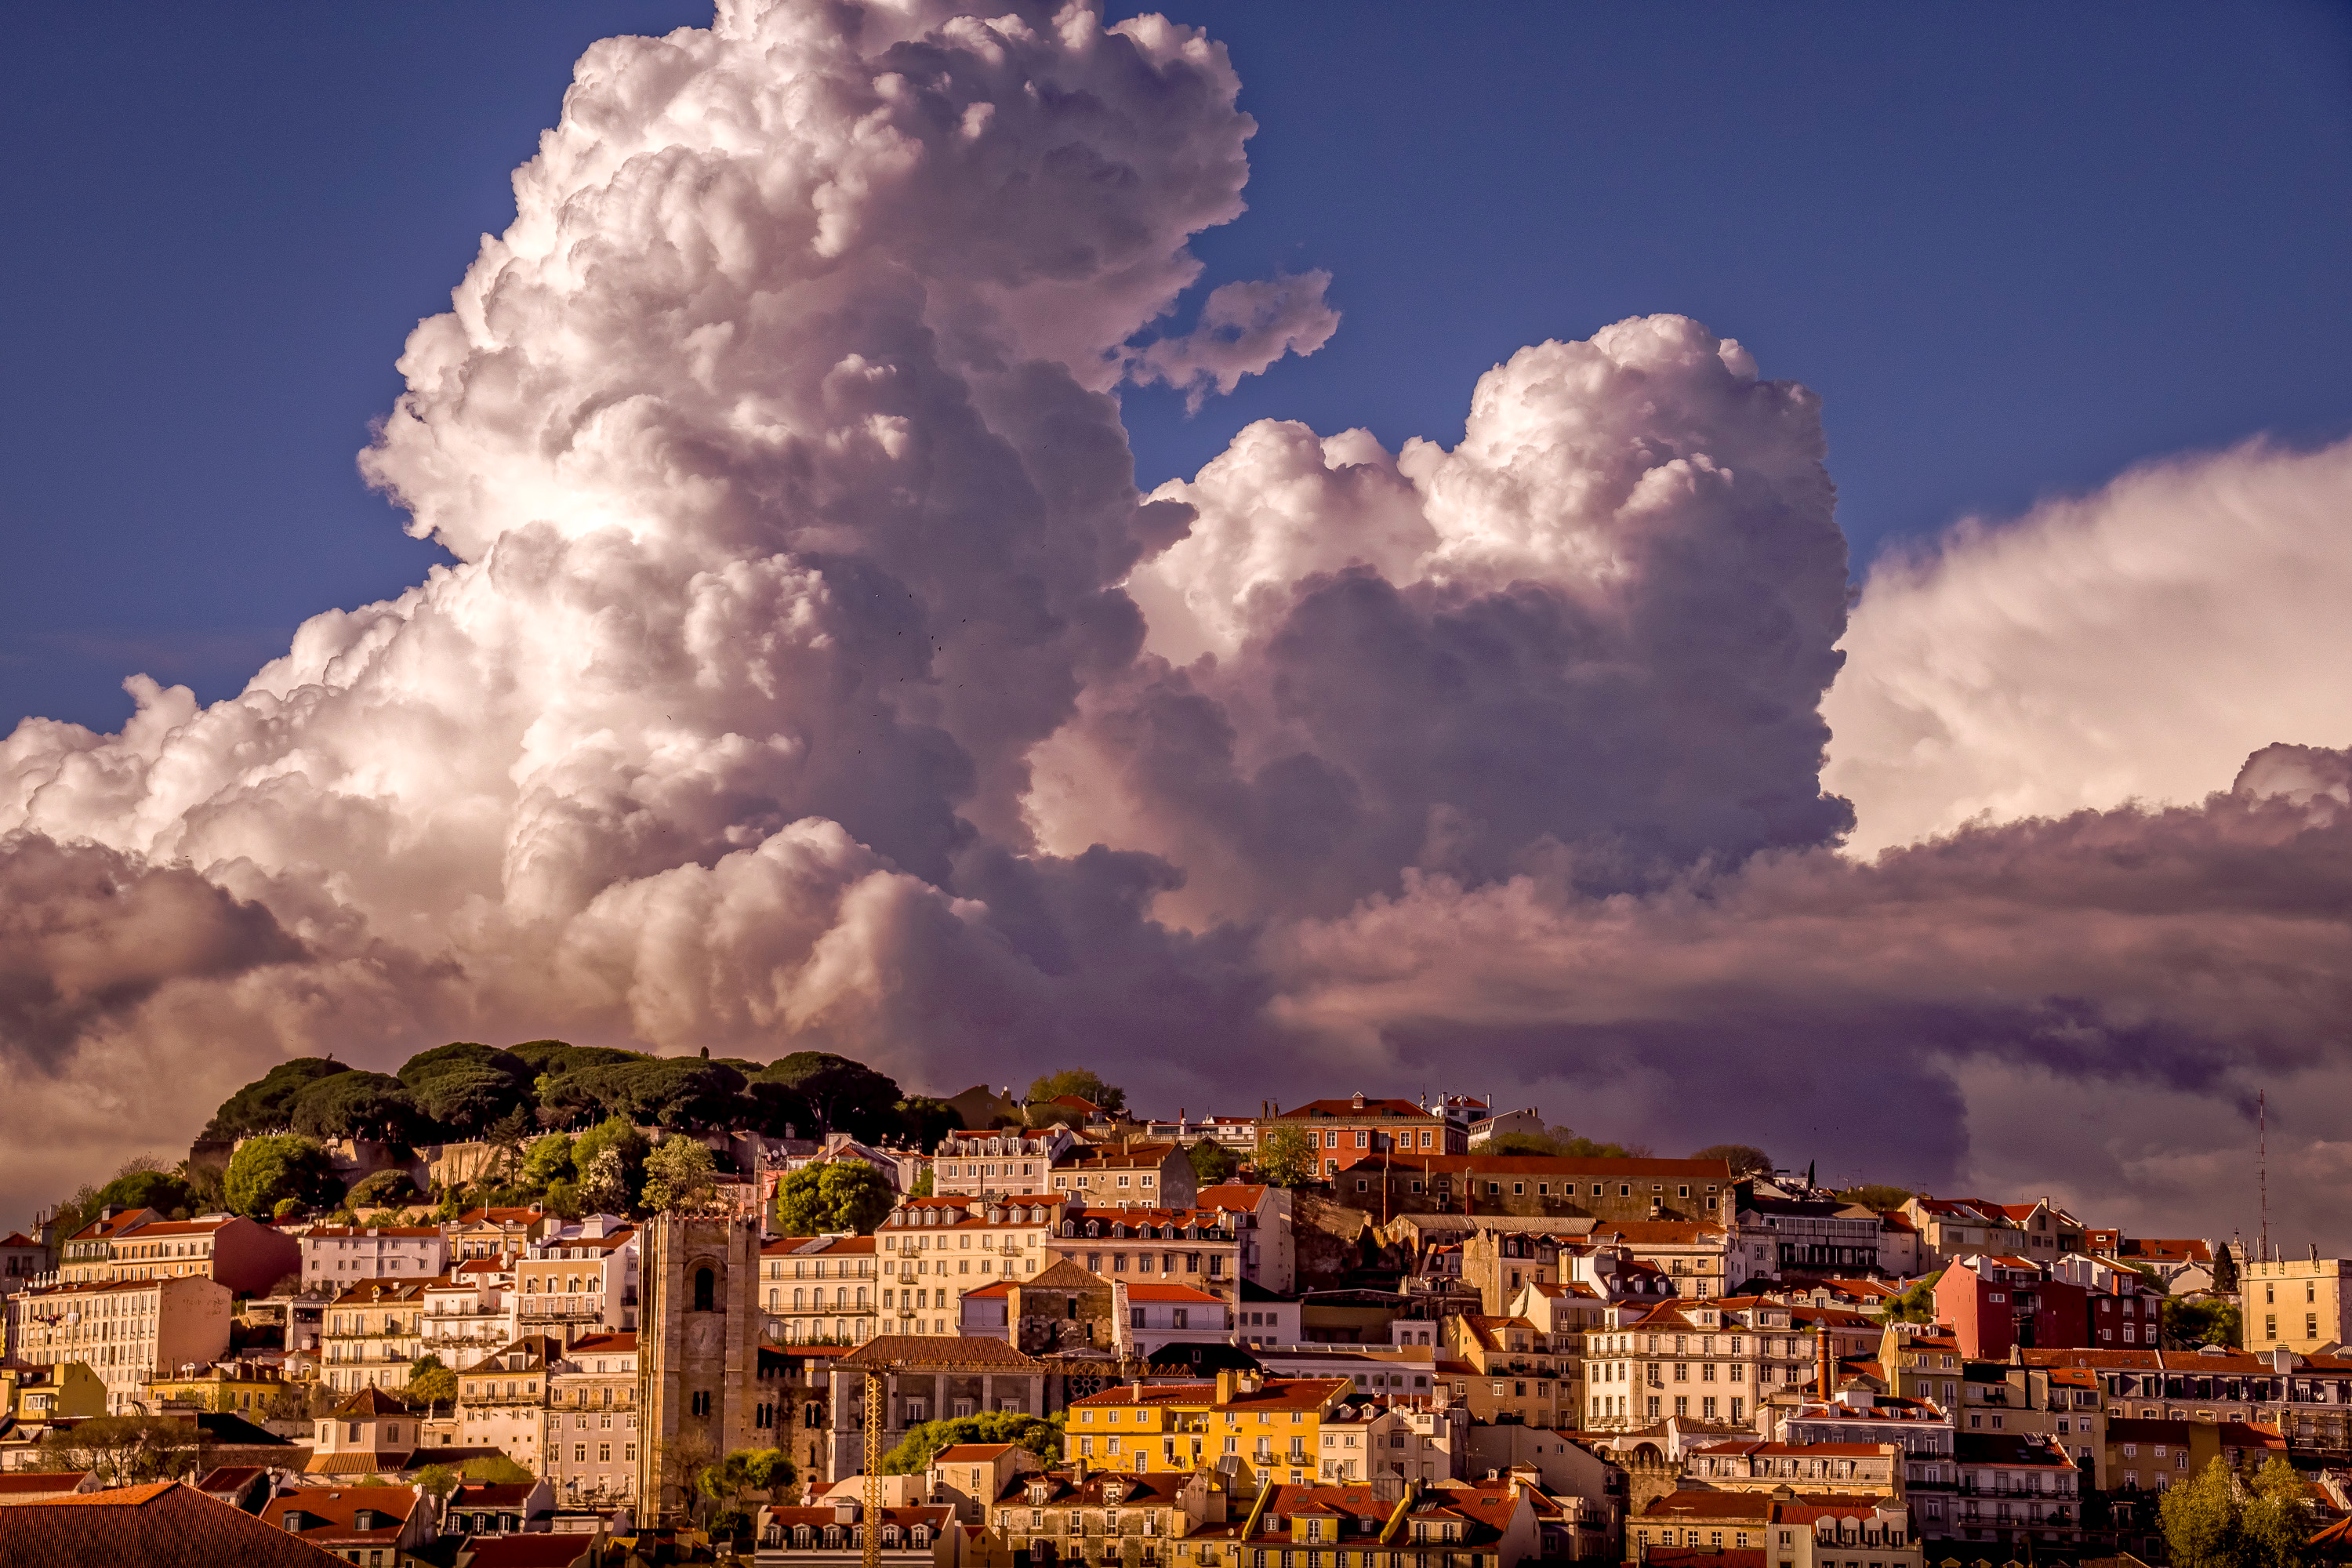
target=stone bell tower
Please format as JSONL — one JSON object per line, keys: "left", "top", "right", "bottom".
{"left": 639, "top": 1214, "right": 762, "bottom": 1518}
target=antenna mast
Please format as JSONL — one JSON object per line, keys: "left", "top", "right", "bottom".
{"left": 2259, "top": 1090, "right": 2270, "bottom": 1265}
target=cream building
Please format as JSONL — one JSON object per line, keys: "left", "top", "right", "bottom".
{"left": 761, "top": 1234, "right": 878, "bottom": 1344}
{"left": 323, "top": 1277, "right": 430, "bottom": 1394}
{"left": 2245, "top": 1255, "right": 2352, "bottom": 1353}
{"left": 877, "top": 1195, "right": 1071, "bottom": 1336}
{"left": 544, "top": 1330, "right": 641, "bottom": 1504}
{"left": 4, "top": 1274, "right": 231, "bottom": 1413}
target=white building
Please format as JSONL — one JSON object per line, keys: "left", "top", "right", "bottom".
{"left": 301, "top": 1225, "right": 449, "bottom": 1290}
{"left": 5, "top": 1274, "right": 233, "bottom": 1413}
{"left": 1121, "top": 1282, "right": 1232, "bottom": 1353}
{"left": 514, "top": 1217, "right": 637, "bottom": 1346}
{"left": 423, "top": 1258, "right": 516, "bottom": 1362}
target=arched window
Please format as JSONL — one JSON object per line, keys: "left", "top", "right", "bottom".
{"left": 695, "top": 1268, "right": 716, "bottom": 1312}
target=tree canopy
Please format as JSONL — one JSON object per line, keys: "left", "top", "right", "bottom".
{"left": 95, "top": 1167, "right": 194, "bottom": 1218}
{"left": 1835, "top": 1184, "right": 1915, "bottom": 1211}
{"left": 2161, "top": 1454, "right": 2310, "bottom": 1568}
{"left": 775, "top": 1160, "right": 894, "bottom": 1235}
{"left": 1187, "top": 1138, "right": 1239, "bottom": 1184}
{"left": 201, "top": 1057, "right": 347, "bottom": 1141}
{"left": 1025, "top": 1069, "right": 1126, "bottom": 1116}
{"left": 880, "top": 1412, "right": 1061, "bottom": 1474}
{"left": 643, "top": 1138, "right": 722, "bottom": 1214}
{"left": 1486, "top": 1125, "right": 1651, "bottom": 1159}
{"left": 2164, "top": 1297, "right": 2242, "bottom": 1349}
{"left": 289, "top": 1070, "right": 421, "bottom": 1145}
{"left": 224, "top": 1135, "right": 342, "bottom": 1218}
{"left": 1254, "top": 1126, "right": 1317, "bottom": 1188}
{"left": 760, "top": 1053, "right": 904, "bottom": 1142}
{"left": 1690, "top": 1144, "right": 1773, "bottom": 1177}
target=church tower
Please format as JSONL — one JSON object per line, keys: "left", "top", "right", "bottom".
{"left": 638, "top": 1214, "right": 762, "bottom": 1518}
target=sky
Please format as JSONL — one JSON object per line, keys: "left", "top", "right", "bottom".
{"left": 5, "top": 2, "right": 2347, "bottom": 733}
{"left": 2, "top": 1, "right": 2350, "bottom": 1247}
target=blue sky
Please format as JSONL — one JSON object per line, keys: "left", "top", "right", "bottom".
{"left": 3, "top": 1, "right": 2347, "bottom": 734}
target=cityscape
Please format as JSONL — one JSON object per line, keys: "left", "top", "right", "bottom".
{"left": 0, "top": 1065, "right": 2335, "bottom": 1567}
{"left": 0, "top": 1, "right": 2346, "bottom": 1565}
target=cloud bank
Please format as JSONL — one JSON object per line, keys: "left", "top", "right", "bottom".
{"left": 1826, "top": 436, "right": 2352, "bottom": 854}
{"left": 5, "top": 0, "right": 2349, "bottom": 1246}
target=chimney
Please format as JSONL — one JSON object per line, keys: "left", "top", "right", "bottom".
{"left": 1353, "top": 1092, "right": 1367, "bottom": 1112}
{"left": 1818, "top": 1324, "right": 1832, "bottom": 1399}
{"left": 1216, "top": 1369, "right": 1236, "bottom": 1406}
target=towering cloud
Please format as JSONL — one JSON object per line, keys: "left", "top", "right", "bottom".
{"left": 1825, "top": 435, "right": 2352, "bottom": 853}
{"left": 3, "top": 0, "right": 2348, "bottom": 1244}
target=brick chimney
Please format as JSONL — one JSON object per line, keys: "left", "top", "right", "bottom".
{"left": 1818, "top": 1323, "right": 1833, "bottom": 1399}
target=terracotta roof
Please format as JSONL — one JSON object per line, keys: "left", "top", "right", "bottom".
{"left": 328, "top": 1278, "right": 430, "bottom": 1307}
{"left": 1124, "top": 1283, "right": 1226, "bottom": 1304}
{"left": 1645, "top": 1554, "right": 1769, "bottom": 1568}
{"left": 456, "top": 1536, "right": 600, "bottom": 1568}
{"left": 1195, "top": 1186, "right": 1271, "bottom": 1209}
{"left": 262, "top": 1484, "right": 423, "bottom": 1541}
{"left": 1642, "top": 1491, "right": 1774, "bottom": 1521}
{"left": 0, "top": 1232, "right": 39, "bottom": 1248}
{"left": 1270, "top": 1099, "right": 1437, "bottom": 1122}
{"left": 562, "top": 1332, "right": 638, "bottom": 1356}
{"left": 834, "top": 1335, "right": 1044, "bottom": 1371}
{"left": 328, "top": 1385, "right": 412, "bottom": 1417}
{"left": 0, "top": 1471, "right": 92, "bottom": 1496}
{"left": 449, "top": 1482, "right": 541, "bottom": 1507}
{"left": 1355, "top": 1152, "right": 1730, "bottom": 1178}
{"left": 0, "top": 1481, "right": 349, "bottom": 1565}
{"left": 935, "top": 1444, "right": 1019, "bottom": 1461}
{"left": 1072, "top": 1376, "right": 1348, "bottom": 1413}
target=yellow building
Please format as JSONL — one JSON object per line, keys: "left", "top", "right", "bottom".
{"left": 0, "top": 1359, "right": 106, "bottom": 1421}
{"left": 143, "top": 1359, "right": 287, "bottom": 1416}
{"left": 1065, "top": 1370, "right": 1351, "bottom": 1488}
{"left": 2244, "top": 1256, "right": 2352, "bottom": 1354}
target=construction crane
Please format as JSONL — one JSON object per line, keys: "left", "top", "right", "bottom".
{"left": 836, "top": 1336, "right": 1050, "bottom": 1568}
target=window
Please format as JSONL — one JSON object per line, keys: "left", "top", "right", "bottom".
{"left": 694, "top": 1268, "right": 716, "bottom": 1312}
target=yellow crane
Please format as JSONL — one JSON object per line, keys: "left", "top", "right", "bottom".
{"left": 836, "top": 1335, "right": 1050, "bottom": 1568}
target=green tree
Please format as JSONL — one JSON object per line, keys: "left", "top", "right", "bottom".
{"left": 38, "top": 1414, "right": 205, "bottom": 1486}
{"left": 415, "top": 1463, "right": 463, "bottom": 1502}
{"left": 2212, "top": 1247, "right": 2243, "bottom": 1298}
{"left": 96, "top": 1164, "right": 194, "bottom": 1218}
{"left": 2162, "top": 1454, "right": 2310, "bottom": 1568}
{"left": 1835, "top": 1185, "right": 1915, "bottom": 1212}
{"left": 405, "top": 1353, "right": 458, "bottom": 1410}
{"left": 642, "top": 1138, "right": 722, "bottom": 1214}
{"left": 521, "top": 1133, "right": 578, "bottom": 1191}
{"left": 224, "top": 1134, "right": 342, "bottom": 1218}
{"left": 1254, "top": 1126, "right": 1318, "bottom": 1188}
{"left": 290, "top": 1070, "right": 422, "bottom": 1145}
{"left": 1487, "top": 1125, "right": 1650, "bottom": 1159}
{"left": 1187, "top": 1139, "right": 1240, "bottom": 1185}
{"left": 1886, "top": 1272, "right": 1943, "bottom": 1323}
{"left": 461, "top": 1454, "right": 536, "bottom": 1484}
{"left": 347, "top": 1169, "right": 422, "bottom": 1209}
{"left": 1025, "top": 1069, "right": 1126, "bottom": 1116}
{"left": 397, "top": 1042, "right": 539, "bottom": 1138}
{"left": 699, "top": 1447, "right": 798, "bottom": 1518}
{"left": 202, "top": 1057, "right": 347, "bottom": 1141}
{"left": 1690, "top": 1144, "right": 1773, "bottom": 1178}
{"left": 880, "top": 1412, "right": 1062, "bottom": 1475}
{"left": 906, "top": 1169, "right": 935, "bottom": 1199}
{"left": 2165, "top": 1297, "right": 2242, "bottom": 1349}
{"left": 774, "top": 1160, "right": 894, "bottom": 1235}
{"left": 896, "top": 1096, "right": 964, "bottom": 1149}
{"left": 758, "top": 1053, "right": 904, "bottom": 1142}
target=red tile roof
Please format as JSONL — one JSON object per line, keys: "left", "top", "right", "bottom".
{"left": 1269, "top": 1099, "right": 1437, "bottom": 1122}
{"left": 0, "top": 1481, "right": 349, "bottom": 1565}
{"left": 1123, "top": 1283, "right": 1225, "bottom": 1303}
